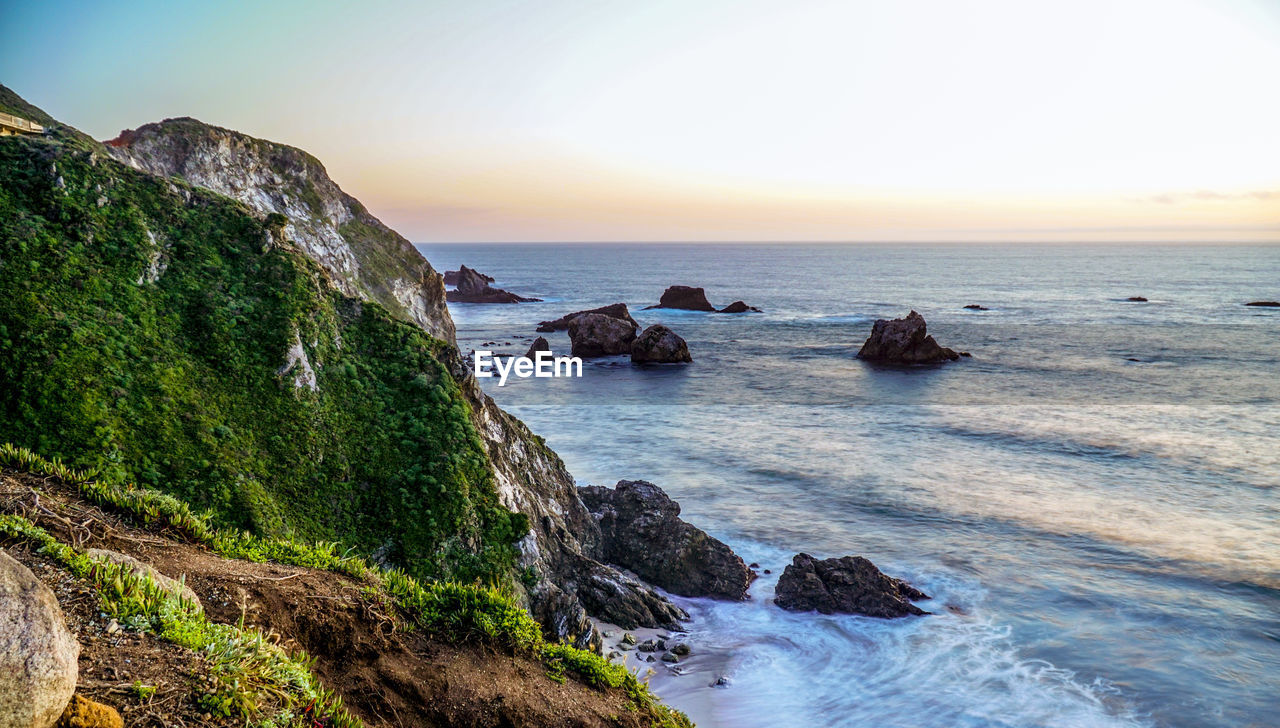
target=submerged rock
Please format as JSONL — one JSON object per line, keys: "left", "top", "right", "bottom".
{"left": 856, "top": 310, "right": 960, "bottom": 364}
{"left": 443, "top": 268, "right": 492, "bottom": 286}
{"left": 630, "top": 325, "right": 692, "bottom": 364}
{"left": 773, "top": 553, "right": 929, "bottom": 618}
{"left": 1245, "top": 301, "right": 1280, "bottom": 307}
{"left": 717, "top": 300, "right": 761, "bottom": 313}
{"left": 445, "top": 265, "right": 540, "bottom": 304}
{"left": 579, "top": 480, "right": 753, "bottom": 600}
{"left": 1127, "top": 296, "right": 1148, "bottom": 302}
{"left": 0, "top": 551, "right": 79, "bottom": 728}
{"left": 644, "top": 285, "right": 716, "bottom": 312}
{"left": 567, "top": 313, "right": 637, "bottom": 357}
{"left": 536, "top": 303, "right": 638, "bottom": 332}
{"left": 963, "top": 304, "right": 989, "bottom": 310}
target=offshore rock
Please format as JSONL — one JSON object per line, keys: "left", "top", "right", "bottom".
{"left": 446, "top": 265, "right": 540, "bottom": 303}
{"left": 717, "top": 300, "right": 761, "bottom": 313}
{"left": 536, "top": 303, "right": 639, "bottom": 333}
{"left": 1245, "top": 301, "right": 1280, "bottom": 307}
{"left": 0, "top": 551, "right": 78, "bottom": 728}
{"left": 443, "top": 268, "right": 493, "bottom": 286}
{"left": 774, "top": 553, "right": 930, "bottom": 618}
{"left": 630, "top": 325, "right": 692, "bottom": 364}
{"left": 567, "top": 313, "right": 637, "bottom": 357}
{"left": 644, "top": 285, "right": 716, "bottom": 312}
{"left": 524, "top": 336, "right": 551, "bottom": 359}
{"left": 579, "top": 480, "right": 753, "bottom": 600}
{"left": 856, "top": 310, "right": 960, "bottom": 364}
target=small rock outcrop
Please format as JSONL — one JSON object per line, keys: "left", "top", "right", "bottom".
{"left": 1245, "top": 301, "right": 1280, "bottom": 307}
{"left": 630, "top": 325, "right": 692, "bottom": 364}
{"left": 85, "top": 548, "right": 202, "bottom": 611}
{"left": 443, "top": 268, "right": 492, "bottom": 286}
{"left": 774, "top": 553, "right": 930, "bottom": 618}
{"left": 1, "top": 550, "right": 79, "bottom": 728}
{"left": 644, "top": 286, "right": 716, "bottom": 312}
{"left": 1127, "top": 296, "right": 1148, "bottom": 302}
{"left": 963, "top": 304, "right": 989, "bottom": 311}
{"left": 717, "top": 301, "right": 761, "bottom": 313}
{"left": 537, "top": 303, "right": 638, "bottom": 333}
{"left": 567, "top": 313, "right": 637, "bottom": 357}
{"left": 579, "top": 480, "right": 753, "bottom": 601}
{"left": 445, "top": 265, "right": 540, "bottom": 304}
{"left": 524, "top": 336, "right": 551, "bottom": 359}
{"left": 857, "top": 311, "right": 960, "bottom": 364}
{"left": 55, "top": 695, "right": 123, "bottom": 728}
{"left": 567, "top": 553, "right": 686, "bottom": 630}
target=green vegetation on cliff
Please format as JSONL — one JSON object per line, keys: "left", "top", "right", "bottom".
{"left": 0, "top": 107, "right": 523, "bottom": 583}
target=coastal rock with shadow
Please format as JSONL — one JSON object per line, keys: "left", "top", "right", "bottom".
{"left": 718, "top": 300, "right": 761, "bottom": 313}
{"left": 446, "top": 265, "right": 541, "bottom": 303}
{"left": 774, "top": 553, "right": 930, "bottom": 618}
{"left": 631, "top": 325, "right": 692, "bottom": 364}
{"left": 579, "top": 480, "right": 754, "bottom": 601}
{"left": 567, "top": 313, "right": 638, "bottom": 357}
{"left": 645, "top": 285, "right": 717, "bottom": 312}
{"left": 537, "top": 303, "right": 639, "bottom": 332}
{"left": 857, "top": 310, "right": 961, "bottom": 364}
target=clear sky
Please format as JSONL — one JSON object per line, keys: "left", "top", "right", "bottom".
{"left": 4, "top": 0, "right": 1279, "bottom": 242}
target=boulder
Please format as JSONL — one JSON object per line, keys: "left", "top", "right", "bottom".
{"left": 1245, "top": 301, "right": 1280, "bottom": 307}
{"left": 567, "top": 313, "right": 637, "bottom": 357}
{"left": 630, "top": 325, "right": 692, "bottom": 364}
{"left": 644, "top": 285, "right": 716, "bottom": 312}
{"left": 445, "top": 265, "right": 540, "bottom": 303}
{"left": 86, "top": 548, "right": 202, "bottom": 611}
{"left": 524, "top": 336, "right": 551, "bottom": 359}
{"left": 0, "top": 550, "right": 78, "bottom": 728}
{"left": 578, "top": 480, "right": 753, "bottom": 600}
{"left": 717, "top": 300, "right": 761, "bottom": 313}
{"left": 55, "top": 695, "right": 123, "bottom": 728}
{"left": 856, "top": 310, "right": 960, "bottom": 364}
{"left": 773, "top": 553, "right": 929, "bottom": 618}
{"left": 536, "top": 303, "right": 638, "bottom": 332}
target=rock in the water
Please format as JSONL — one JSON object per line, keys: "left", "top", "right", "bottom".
{"left": 856, "top": 310, "right": 960, "bottom": 364}
{"left": 86, "top": 548, "right": 202, "bottom": 611}
{"left": 1245, "top": 301, "right": 1280, "bottom": 307}
{"left": 661, "top": 651, "right": 680, "bottom": 663}
{"left": 644, "top": 285, "right": 716, "bottom": 312}
{"left": 579, "top": 480, "right": 753, "bottom": 600}
{"left": 536, "top": 303, "right": 638, "bottom": 332}
{"left": 524, "top": 336, "right": 551, "bottom": 359}
{"left": 717, "top": 300, "right": 761, "bottom": 313}
{"left": 774, "top": 553, "right": 930, "bottom": 618}
{"left": 0, "top": 550, "right": 79, "bottom": 728}
{"left": 963, "top": 304, "right": 989, "bottom": 310}
{"left": 567, "top": 313, "right": 637, "bottom": 357}
{"left": 630, "top": 325, "right": 692, "bottom": 364}
{"left": 445, "top": 265, "right": 541, "bottom": 303}
{"left": 637, "top": 638, "right": 659, "bottom": 652}
{"left": 55, "top": 695, "right": 123, "bottom": 728}
{"left": 443, "top": 268, "right": 493, "bottom": 286}
{"left": 670, "top": 642, "right": 690, "bottom": 656}
{"left": 1127, "top": 296, "right": 1148, "bottom": 302}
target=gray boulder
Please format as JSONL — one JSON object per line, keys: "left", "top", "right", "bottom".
{"left": 0, "top": 550, "right": 78, "bottom": 728}
{"left": 774, "top": 553, "right": 929, "bottom": 618}
{"left": 445, "top": 265, "right": 540, "bottom": 303}
{"left": 579, "top": 480, "right": 753, "bottom": 600}
{"left": 856, "top": 310, "right": 960, "bottom": 364}
{"left": 567, "top": 313, "right": 637, "bottom": 357}
{"left": 630, "top": 325, "right": 692, "bottom": 364}
{"left": 537, "top": 303, "right": 639, "bottom": 332}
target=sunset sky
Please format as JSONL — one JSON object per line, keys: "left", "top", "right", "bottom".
{"left": 4, "top": 0, "right": 1279, "bottom": 242}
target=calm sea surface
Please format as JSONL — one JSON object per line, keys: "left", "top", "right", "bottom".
{"left": 419, "top": 243, "right": 1280, "bottom": 728}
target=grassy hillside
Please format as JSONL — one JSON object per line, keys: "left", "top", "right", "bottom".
{"left": 0, "top": 110, "right": 524, "bottom": 583}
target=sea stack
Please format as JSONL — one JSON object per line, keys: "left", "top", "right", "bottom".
{"left": 773, "top": 553, "right": 930, "bottom": 618}
{"left": 857, "top": 311, "right": 961, "bottom": 364}
{"left": 645, "top": 285, "right": 717, "bottom": 312}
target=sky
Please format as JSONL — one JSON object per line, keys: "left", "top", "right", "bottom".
{"left": 3, "top": 0, "right": 1279, "bottom": 242}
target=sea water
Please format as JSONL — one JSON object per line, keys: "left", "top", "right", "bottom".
{"left": 419, "top": 242, "right": 1280, "bottom": 728}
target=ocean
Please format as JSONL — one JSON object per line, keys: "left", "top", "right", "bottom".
{"left": 418, "top": 242, "right": 1280, "bottom": 728}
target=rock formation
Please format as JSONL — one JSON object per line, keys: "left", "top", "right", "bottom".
{"left": 1245, "top": 301, "right": 1280, "bottom": 307}
{"left": 857, "top": 311, "right": 961, "bottom": 364}
{"left": 717, "top": 301, "right": 761, "bottom": 313}
{"left": 536, "top": 303, "right": 638, "bottom": 332}
{"left": 567, "top": 313, "right": 638, "bottom": 357}
{"left": 55, "top": 695, "right": 123, "bottom": 728}
{"left": 446, "top": 265, "right": 540, "bottom": 304}
{"left": 963, "top": 304, "right": 989, "bottom": 310}
{"left": 1, "top": 550, "right": 78, "bottom": 728}
{"left": 579, "top": 480, "right": 753, "bottom": 601}
{"left": 774, "top": 553, "right": 929, "bottom": 618}
{"left": 630, "top": 325, "right": 692, "bottom": 364}
{"left": 644, "top": 285, "right": 716, "bottom": 312}
{"left": 524, "top": 336, "right": 551, "bottom": 359}
{"left": 1127, "top": 296, "right": 1148, "bottom": 302}
{"left": 443, "top": 268, "right": 492, "bottom": 286}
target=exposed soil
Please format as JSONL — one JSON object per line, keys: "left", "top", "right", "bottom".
{"left": 1, "top": 469, "right": 674, "bottom": 728}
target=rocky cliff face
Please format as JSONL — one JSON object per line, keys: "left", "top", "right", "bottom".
{"left": 101, "top": 115, "right": 676, "bottom": 648}
{"left": 105, "top": 118, "right": 454, "bottom": 343}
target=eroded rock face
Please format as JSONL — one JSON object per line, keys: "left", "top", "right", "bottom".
{"left": 563, "top": 553, "right": 686, "bottom": 631}
{"left": 0, "top": 550, "right": 78, "bottom": 728}
{"left": 105, "top": 118, "right": 455, "bottom": 343}
{"left": 856, "top": 310, "right": 960, "bottom": 364}
{"left": 85, "top": 548, "right": 202, "bottom": 611}
{"left": 579, "top": 480, "right": 753, "bottom": 601}
{"left": 630, "top": 325, "right": 692, "bottom": 364}
{"left": 567, "top": 313, "right": 637, "bottom": 357}
{"left": 774, "top": 553, "right": 929, "bottom": 618}
{"left": 537, "top": 303, "right": 638, "bottom": 333}
{"left": 445, "top": 265, "right": 540, "bottom": 303}
{"left": 645, "top": 285, "right": 716, "bottom": 312}
{"left": 717, "top": 301, "right": 761, "bottom": 313}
